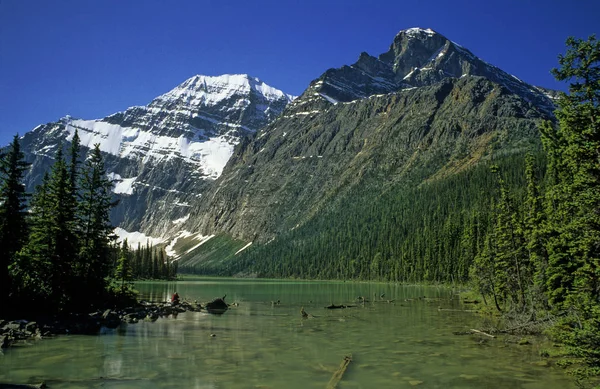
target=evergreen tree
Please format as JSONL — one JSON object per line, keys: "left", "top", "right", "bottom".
{"left": 77, "top": 144, "right": 116, "bottom": 305}
{"left": 115, "top": 239, "right": 133, "bottom": 295}
{"left": 471, "top": 201, "right": 503, "bottom": 311}
{"left": 540, "top": 35, "right": 600, "bottom": 377}
{"left": 48, "top": 147, "right": 80, "bottom": 308}
{"left": 11, "top": 173, "right": 54, "bottom": 310}
{"left": 0, "top": 135, "right": 30, "bottom": 312}
{"left": 523, "top": 153, "right": 548, "bottom": 307}
{"left": 68, "top": 130, "right": 81, "bottom": 195}
{"left": 15, "top": 146, "right": 80, "bottom": 310}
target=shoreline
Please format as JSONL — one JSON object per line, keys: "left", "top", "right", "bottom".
{"left": 0, "top": 300, "right": 202, "bottom": 349}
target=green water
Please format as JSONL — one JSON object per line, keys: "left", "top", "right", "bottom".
{"left": 0, "top": 278, "right": 574, "bottom": 388}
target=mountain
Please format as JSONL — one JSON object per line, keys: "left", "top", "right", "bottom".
{"left": 18, "top": 74, "right": 295, "bottom": 238}
{"left": 173, "top": 28, "right": 557, "bottom": 272}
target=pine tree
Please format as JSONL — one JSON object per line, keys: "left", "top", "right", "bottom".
{"left": 11, "top": 173, "right": 54, "bottom": 310}
{"left": 523, "top": 153, "right": 548, "bottom": 307}
{"left": 540, "top": 35, "right": 600, "bottom": 377}
{"left": 48, "top": 147, "right": 81, "bottom": 308}
{"left": 0, "top": 135, "right": 30, "bottom": 312}
{"left": 115, "top": 239, "right": 133, "bottom": 295}
{"left": 68, "top": 130, "right": 81, "bottom": 195}
{"left": 16, "top": 146, "right": 80, "bottom": 310}
{"left": 77, "top": 144, "right": 116, "bottom": 305}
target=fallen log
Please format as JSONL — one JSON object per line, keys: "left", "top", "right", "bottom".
{"left": 326, "top": 354, "right": 352, "bottom": 389}
{"left": 470, "top": 329, "right": 496, "bottom": 338}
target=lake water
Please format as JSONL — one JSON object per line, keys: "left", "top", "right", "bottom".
{"left": 0, "top": 278, "right": 574, "bottom": 388}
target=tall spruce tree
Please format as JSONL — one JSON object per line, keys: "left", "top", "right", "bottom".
{"left": 51, "top": 147, "right": 77, "bottom": 307}
{"left": 77, "top": 144, "right": 116, "bottom": 305}
{"left": 0, "top": 135, "right": 30, "bottom": 313}
{"left": 471, "top": 201, "right": 504, "bottom": 312}
{"left": 540, "top": 35, "right": 600, "bottom": 377}
{"left": 12, "top": 173, "right": 54, "bottom": 309}
{"left": 523, "top": 153, "right": 548, "bottom": 307}
{"left": 32, "top": 146, "right": 80, "bottom": 309}
{"left": 115, "top": 239, "right": 133, "bottom": 295}
{"left": 66, "top": 132, "right": 82, "bottom": 280}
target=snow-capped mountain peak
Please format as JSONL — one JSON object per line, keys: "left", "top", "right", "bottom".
{"left": 155, "top": 74, "right": 295, "bottom": 109}
{"left": 19, "top": 74, "right": 294, "bottom": 238}
{"left": 400, "top": 27, "right": 437, "bottom": 37}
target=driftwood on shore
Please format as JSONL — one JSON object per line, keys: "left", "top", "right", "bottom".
{"left": 326, "top": 355, "right": 352, "bottom": 389}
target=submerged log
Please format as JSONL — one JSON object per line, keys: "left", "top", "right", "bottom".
{"left": 326, "top": 355, "right": 352, "bottom": 389}
{"left": 324, "top": 304, "right": 356, "bottom": 309}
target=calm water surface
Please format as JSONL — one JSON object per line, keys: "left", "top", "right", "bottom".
{"left": 0, "top": 278, "right": 574, "bottom": 388}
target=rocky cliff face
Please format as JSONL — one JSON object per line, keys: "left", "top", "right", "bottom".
{"left": 287, "top": 28, "right": 556, "bottom": 115}
{"left": 18, "top": 74, "right": 294, "bottom": 237}
{"left": 181, "top": 28, "right": 556, "bottom": 245}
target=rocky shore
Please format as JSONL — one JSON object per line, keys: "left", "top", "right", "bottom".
{"left": 0, "top": 300, "right": 203, "bottom": 349}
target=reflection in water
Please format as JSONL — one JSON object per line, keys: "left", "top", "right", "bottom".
{"left": 0, "top": 279, "right": 574, "bottom": 388}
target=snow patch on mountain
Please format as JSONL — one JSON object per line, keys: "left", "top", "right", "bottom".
{"left": 172, "top": 214, "right": 190, "bottom": 224}
{"left": 107, "top": 172, "right": 137, "bottom": 195}
{"left": 65, "top": 119, "right": 238, "bottom": 178}
{"left": 114, "top": 227, "right": 163, "bottom": 246}
{"left": 235, "top": 241, "right": 253, "bottom": 255}
{"left": 403, "top": 27, "right": 436, "bottom": 37}
{"left": 164, "top": 230, "right": 214, "bottom": 259}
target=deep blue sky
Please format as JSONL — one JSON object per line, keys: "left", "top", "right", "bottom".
{"left": 1, "top": 0, "right": 598, "bottom": 146}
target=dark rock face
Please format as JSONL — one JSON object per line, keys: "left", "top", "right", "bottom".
{"left": 16, "top": 75, "right": 294, "bottom": 238}
{"left": 186, "top": 75, "right": 550, "bottom": 244}
{"left": 179, "top": 28, "right": 559, "bottom": 251}
{"left": 285, "top": 28, "right": 555, "bottom": 115}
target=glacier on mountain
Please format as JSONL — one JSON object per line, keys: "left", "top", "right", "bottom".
{"left": 18, "top": 73, "right": 295, "bottom": 238}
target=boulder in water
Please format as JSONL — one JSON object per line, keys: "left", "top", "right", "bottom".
{"left": 205, "top": 296, "right": 228, "bottom": 315}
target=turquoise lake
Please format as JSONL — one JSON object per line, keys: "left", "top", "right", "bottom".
{"left": 0, "top": 278, "right": 574, "bottom": 388}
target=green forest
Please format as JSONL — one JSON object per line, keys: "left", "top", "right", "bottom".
{"left": 189, "top": 36, "right": 600, "bottom": 382}
{"left": 1, "top": 35, "right": 598, "bottom": 383}
{"left": 0, "top": 133, "right": 176, "bottom": 318}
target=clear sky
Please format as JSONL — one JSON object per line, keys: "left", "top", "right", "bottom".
{"left": 1, "top": 0, "right": 598, "bottom": 146}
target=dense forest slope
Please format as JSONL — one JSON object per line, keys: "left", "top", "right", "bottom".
{"left": 176, "top": 28, "right": 556, "bottom": 275}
